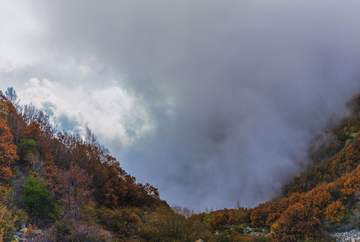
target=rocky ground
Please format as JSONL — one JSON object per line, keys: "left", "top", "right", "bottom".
{"left": 333, "top": 229, "right": 360, "bottom": 242}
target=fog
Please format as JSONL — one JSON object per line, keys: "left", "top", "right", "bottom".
{"left": 2, "top": 1, "right": 360, "bottom": 210}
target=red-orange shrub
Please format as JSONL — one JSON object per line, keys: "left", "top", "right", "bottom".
{"left": 272, "top": 203, "right": 321, "bottom": 242}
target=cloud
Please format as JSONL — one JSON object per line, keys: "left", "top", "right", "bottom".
{"left": 18, "top": 78, "right": 154, "bottom": 149}
{"left": 2, "top": 1, "right": 360, "bottom": 210}
{"left": 0, "top": 1, "right": 43, "bottom": 72}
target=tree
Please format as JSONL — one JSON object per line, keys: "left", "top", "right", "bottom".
{"left": 209, "top": 212, "right": 229, "bottom": 230}
{"left": 0, "top": 118, "right": 18, "bottom": 182}
{"left": 272, "top": 203, "right": 321, "bottom": 242}
{"left": 96, "top": 207, "right": 141, "bottom": 237}
{"left": 24, "top": 121, "right": 41, "bottom": 143}
{"left": 139, "top": 205, "right": 206, "bottom": 242}
{"left": 22, "top": 104, "right": 56, "bottom": 163}
{"left": 17, "top": 137, "right": 37, "bottom": 160}
{"left": 49, "top": 164, "right": 93, "bottom": 221}
{"left": 229, "top": 204, "right": 250, "bottom": 225}
{"left": 172, "top": 205, "right": 194, "bottom": 219}
{"left": 5, "top": 87, "right": 20, "bottom": 108}
{"left": 0, "top": 205, "right": 22, "bottom": 242}
{"left": 1, "top": 95, "right": 26, "bottom": 145}
{"left": 250, "top": 208, "right": 266, "bottom": 227}
{"left": 0, "top": 99, "right": 8, "bottom": 122}
{"left": 22, "top": 174, "right": 57, "bottom": 219}
{"left": 325, "top": 201, "right": 345, "bottom": 223}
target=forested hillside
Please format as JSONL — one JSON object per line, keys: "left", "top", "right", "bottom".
{"left": 3, "top": 88, "right": 360, "bottom": 242}
{"left": 0, "top": 89, "right": 183, "bottom": 241}
{"left": 246, "top": 95, "right": 360, "bottom": 240}
{"left": 194, "top": 94, "right": 360, "bottom": 242}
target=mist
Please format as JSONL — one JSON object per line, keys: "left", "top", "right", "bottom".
{"left": 3, "top": 1, "right": 360, "bottom": 210}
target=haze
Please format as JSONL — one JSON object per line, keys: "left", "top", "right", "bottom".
{"left": 1, "top": 1, "right": 360, "bottom": 211}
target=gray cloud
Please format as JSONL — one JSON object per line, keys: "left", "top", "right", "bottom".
{"left": 3, "top": 1, "right": 360, "bottom": 210}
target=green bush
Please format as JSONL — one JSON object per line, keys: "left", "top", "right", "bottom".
{"left": 22, "top": 174, "right": 57, "bottom": 219}
{"left": 17, "top": 138, "right": 37, "bottom": 159}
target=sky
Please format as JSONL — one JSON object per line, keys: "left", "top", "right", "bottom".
{"left": 1, "top": 1, "right": 360, "bottom": 211}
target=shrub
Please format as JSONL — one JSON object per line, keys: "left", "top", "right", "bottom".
{"left": 325, "top": 201, "right": 345, "bottom": 223}
{"left": 36, "top": 220, "right": 116, "bottom": 242}
{"left": 230, "top": 207, "right": 250, "bottom": 225}
{"left": 250, "top": 208, "right": 266, "bottom": 227}
{"left": 272, "top": 203, "right": 321, "bottom": 242}
{"left": 0, "top": 205, "right": 19, "bottom": 241}
{"left": 96, "top": 206, "right": 141, "bottom": 237}
{"left": 17, "top": 137, "right": 37, "bottom": 159}
{"left": 209, "top": 212, "right": 229, "bottom": 230}
{"left": 22, "top": 174, "right": 57, "bottom": 219}
{"left": 139, "top": 206, "right": 209, "bottom": 242}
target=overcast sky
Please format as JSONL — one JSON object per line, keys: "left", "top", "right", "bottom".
{"left": 2, "top": 1, "right": 360, "bottom": 211}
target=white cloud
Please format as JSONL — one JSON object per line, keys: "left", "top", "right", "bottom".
{"left": 18, "top": 78, "right": 154, "bottom": 149}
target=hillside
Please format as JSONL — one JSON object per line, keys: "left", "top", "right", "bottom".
{"left": 2, "top": 88, "right": 360, "bottom": 241}
{"left": 249, "top": 95, "right": 360, "bottom": 239}
{"left": 0, "top": 90, "right": 171, "bottom": 241}
{"left": 192, "top": 94, "right": 360, "bottom": 241}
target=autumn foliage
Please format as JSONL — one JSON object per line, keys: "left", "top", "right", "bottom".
{"left": 209, "top": 211, "right": 229, "bottom": 230}
{"left": 0, "top": 112, "right": 18, "bottom": 182}
{"left": 272, "top": 203, "right": 321, "bottom": 242}
{"left": 0, "top": 90, "right": 166, "bottom": 241}
{"left": 192, "top": 94, "right": 360, "bottom": 241}
{"left": 325, "top": 201, "right": 345, "bottom": 223}
{"left": 3, "top": 89, "right": 360, "bottom": 241}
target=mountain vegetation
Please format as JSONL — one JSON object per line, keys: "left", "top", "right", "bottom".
{"left": 2, "top": 87, "right": 360, "bottom": 241}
